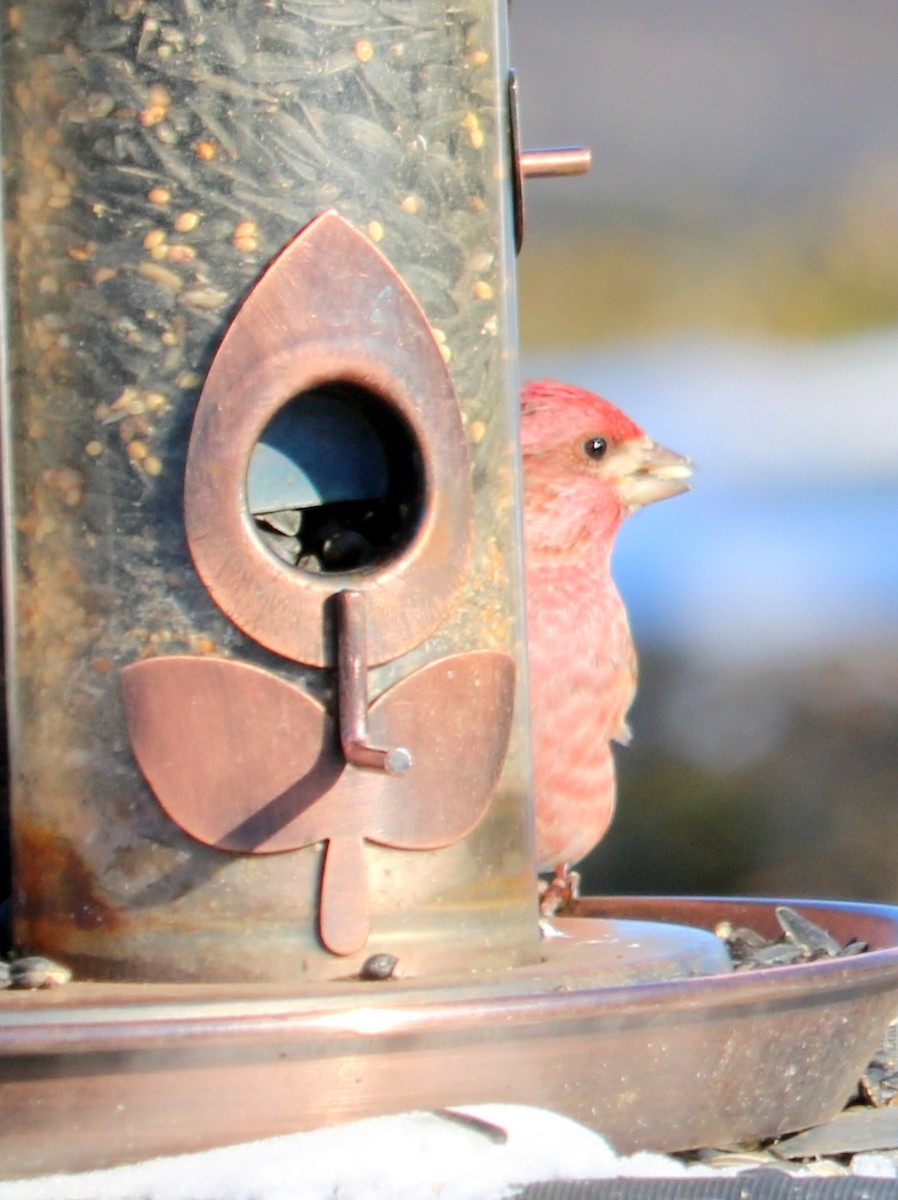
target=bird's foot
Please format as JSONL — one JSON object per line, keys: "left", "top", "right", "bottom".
{"left": 538, "top": 865, "right": 581, "bottom": 917}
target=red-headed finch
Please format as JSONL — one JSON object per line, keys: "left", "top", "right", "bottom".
{"left": 521, "top": 381, "right": 692, "bottom": 900}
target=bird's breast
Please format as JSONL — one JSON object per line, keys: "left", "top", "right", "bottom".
{"left": 526, "top": 562, "right": 637, "bottom": 756}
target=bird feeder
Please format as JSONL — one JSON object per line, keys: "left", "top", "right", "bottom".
{"left": 1, "top": 0, "right": 540, "bottom": 983}
{"left": 2, "top": 0, "right": 898, "bottom": 1181}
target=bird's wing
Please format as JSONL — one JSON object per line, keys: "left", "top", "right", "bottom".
{"left": 609, "top": 646, "right": 638, "bottom": 747}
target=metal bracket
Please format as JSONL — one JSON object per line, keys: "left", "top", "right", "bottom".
{"left": 508, "top": 70, "right": 592, "bottom": 253}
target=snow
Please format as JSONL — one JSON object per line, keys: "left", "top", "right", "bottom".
{"left": 1, "top": 1105, "right": 895, "bottom": 1200}
{"left": 0, "top": 1107, "right": 678, "bottom": 1200}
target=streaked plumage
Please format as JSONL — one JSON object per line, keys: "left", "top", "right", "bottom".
{"left": 521, "top": 381, "right": 692, "bottom": 875}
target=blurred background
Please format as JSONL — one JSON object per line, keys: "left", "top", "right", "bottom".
{"left": 511, "top": 0, "right": 898, "bottom": 900}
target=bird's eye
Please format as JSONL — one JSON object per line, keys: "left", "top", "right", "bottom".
{"left": 583, "top": 436, "right": 608, "bottom": 460}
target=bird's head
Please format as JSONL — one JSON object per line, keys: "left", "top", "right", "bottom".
{"left": 521, "top": 380, "right": 693, "bottom": 559}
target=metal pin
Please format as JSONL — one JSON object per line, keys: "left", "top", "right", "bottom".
{"left": 508, "top": 71, "right": 592, "bottom": 253}
{"left": 520, "top": 147, "right": 592, "bottom": 179}
{"left": 336, "top": 589, "right": 412, "bottom": 776}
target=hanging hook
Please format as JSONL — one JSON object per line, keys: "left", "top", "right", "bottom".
{"left": 335, "top": 590, "right": 412, "bottom": 776}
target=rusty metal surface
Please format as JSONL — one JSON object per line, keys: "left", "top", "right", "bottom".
{"left": 184, "top": 210, "right": 473, "bottom": 669}
{"left": 122, "top": 649, "right": 515, "bottom": 957}
{"left": 1, "top": 897, "right": 897, "bottom": 1178}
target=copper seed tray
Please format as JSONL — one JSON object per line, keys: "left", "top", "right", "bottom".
{"left": 2, "top": 896, "right": 898, "bottom": 1179}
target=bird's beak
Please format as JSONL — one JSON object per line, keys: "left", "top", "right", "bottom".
{"left": 618, "top": 438, "right": 693, "bottom": 512}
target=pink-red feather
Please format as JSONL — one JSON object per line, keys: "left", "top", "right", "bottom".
{"left": 521, "top": 380, "right": 688, "bottom": 874}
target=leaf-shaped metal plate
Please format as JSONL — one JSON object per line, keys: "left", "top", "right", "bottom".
{"left": 183, "top": 210, "right": 472, "bottom": 668}
{"left": 122, "top": 651, "right": 515, "bottom": 954}
{"left": 362, "top": 651, "right": 517, "bottom": 849}
{"left": 121, "top": 657, "right": 343, "bottom": 853}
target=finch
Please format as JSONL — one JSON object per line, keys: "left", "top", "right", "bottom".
{"left": 521, "top": 380, "right": 692, "bottom": 892}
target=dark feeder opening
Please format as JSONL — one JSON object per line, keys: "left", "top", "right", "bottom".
{"left": 246, "top": 383, "right": 425, "bottom": 575}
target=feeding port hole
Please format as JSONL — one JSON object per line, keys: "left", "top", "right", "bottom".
{"left": 246, "top": 382, "right": 425, "bottom": 574}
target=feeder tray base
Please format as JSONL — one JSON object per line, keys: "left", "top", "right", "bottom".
{"left": 2, "top": 896, "right": 897, "bottom": 1180}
